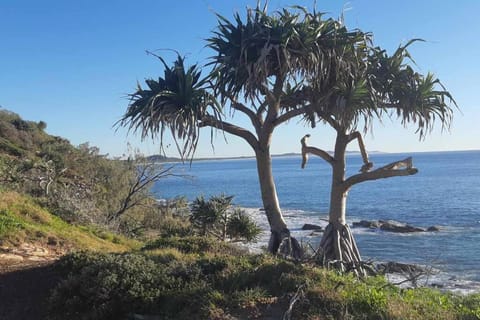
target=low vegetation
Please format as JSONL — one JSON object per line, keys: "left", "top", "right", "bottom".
{"left": 0, "top": 109, "right": 178, "bottom": 237}
{"left": 48, "top": 236, "right": 480, "bottom": 320}
{"left": 0, "top": 191, "right": 138, "bottom": 252}
{"left": 190, "top": 194, "right": 262, "bottom": 242}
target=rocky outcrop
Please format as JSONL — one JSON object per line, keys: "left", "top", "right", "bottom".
{"left": 352, "top": 219, "right": 441, "bottom": 233}
{"left": 352, "top": 220, "right": 381, "bottom": 229}
{"left": 301, "top": 223, "right": 323, "bottom": 231}
{"left": 379, "top": 220, "right": 425, "bottom": 233}
{"left": 377, "top": 261, "right": 426, "bottom": 274}
{"left": 0, "top": 243, "right": 62, "bottom": 270}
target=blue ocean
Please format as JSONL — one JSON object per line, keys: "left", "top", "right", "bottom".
{"left": 152, "top": 150, "right": 480, "bottom": 292}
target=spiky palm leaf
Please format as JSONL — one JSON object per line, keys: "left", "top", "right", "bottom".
{"left": 368, "top": 41, "right": 455, "bottom": 138}
{"left": 207, "top": 4, "right": 367, "bottom": 104}
{"left": 308, "top": 38, "right": 455, "bottom": 136}
{"left": 118, "top": 54, "right": 221, "bottom": 159}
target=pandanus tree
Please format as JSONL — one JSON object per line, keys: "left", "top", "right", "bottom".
{"left": 118, "top": 4, "right": 367, "bottom": 256}
{"left": 300, "top": 39, "right": 456, "bottom": 274}
{"left": 205, "top": 5, "right": 367, "bottom": 255}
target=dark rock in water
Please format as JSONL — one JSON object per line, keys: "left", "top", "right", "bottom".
{"left": 379, "top": 220, "right": 425, "bottom": 233}
{"left": 377, "top": 261, "right": 426, "bottom": 274}
{"left": 353, "top": 219, "right": 427, "bottom": 233}
{"left": 302, "top": 223, "right": 323, "bottom": 231}
{"left": 352, "top": 220, "right": 381, "bottom": 229}
{"left": 427, "top": 226, "right": 441, "bottom": 232}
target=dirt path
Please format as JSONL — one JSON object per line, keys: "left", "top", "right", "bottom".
{"left": 0, "top": 244, "right": 63, "bottom": 320}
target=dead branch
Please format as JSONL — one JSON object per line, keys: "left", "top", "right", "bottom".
{"left": 300, "top": 134, "right": 334, "bottom": 168}
{"left": 344, "top": 157, "right": 418, "bottom": 190}
{"left": 347, "top": 131, "right": 373, "bottom": 172}
{"left": 283, "top": 283, "right": 307, "bottom": 320}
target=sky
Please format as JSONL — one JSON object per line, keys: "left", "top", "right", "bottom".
{"left": 1, "top": 0, "right": 479, "bottom": 158}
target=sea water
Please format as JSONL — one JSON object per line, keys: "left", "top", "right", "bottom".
{"left": 152, "top": 150, "right": 480, "bottom": 293}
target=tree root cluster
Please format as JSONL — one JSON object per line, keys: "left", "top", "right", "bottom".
{"left": 269, "top": 228, "right": 304, "bottom": 260}
{"left": 318, "top": 223, "right": 366, "bottom": 277}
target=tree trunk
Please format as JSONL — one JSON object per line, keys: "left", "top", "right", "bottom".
{"left": 319, "top": 133, "right": 364, "bottom": 275}
{"left": 255, "top": 146, "right": 302, "bottom": 258}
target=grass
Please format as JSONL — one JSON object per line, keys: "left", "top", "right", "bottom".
{"left": 47, "top": 235, "right": 480, "bottom": 320}
{"left": 0, "top": 191, "right": 139, "bottom": 252}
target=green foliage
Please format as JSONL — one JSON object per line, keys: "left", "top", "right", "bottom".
{"left": 0, "top": 209, "right": 24, "bottom": 236}
{"left": 0, "top": 110, "right": 177, "bottom": 235}
{"left": 142, "top": 236, "right": 237, "bottom": 255}
{"left": 190, "top": 194, "right": 227, "bottom": 235}
{"left": 49, "top": 240, "right": 480, "bottom": 320}
{"left": 207, "top": 4, "right": 367, "bottom": 105}
{"left": 227, "top": 208, "right": 262, "bottom": 242}
{"left": 117, "top": 54, "right": 221, "bottom": 159}
{"left": 190, "top": 194, "right": 261, "bottom": 243}
{"left": 37, "top": 120, "right": 47, "bottom": 131}
{"left": 49, "top": 252, "right": 164, "bottom": 320}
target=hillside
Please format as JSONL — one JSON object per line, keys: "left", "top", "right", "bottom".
{"left": 0, "top": 191, "right": 138, "bottom": 263}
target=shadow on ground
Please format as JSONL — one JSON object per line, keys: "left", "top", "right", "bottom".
{"left": 0, "top": 262, "right": 60, "bottom": 320}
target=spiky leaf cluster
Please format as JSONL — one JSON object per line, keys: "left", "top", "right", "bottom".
{"left": 207, "top": 4, "right": 367, "bottom": 104}
{"left": 306, "top": 38, "right": 456, "bottom": 137}
{"left": 118, "top": 54, "right": 221, "bottom": 159}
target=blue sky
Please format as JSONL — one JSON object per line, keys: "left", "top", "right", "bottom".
{"left": 1, "top": 0, "right": 479, "bottom": 158}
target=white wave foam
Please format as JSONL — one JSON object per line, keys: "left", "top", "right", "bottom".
{"left": 240, "top": 206, "right": 480, "bottom": 294}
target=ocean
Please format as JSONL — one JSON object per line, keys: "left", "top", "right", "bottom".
{"left": 151, "top": 150, "right": 480, "bottom": 293}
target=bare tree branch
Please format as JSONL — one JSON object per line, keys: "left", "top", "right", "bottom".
{"left": 107, "top": 164, "right": 181, "bottom": 223}
{"left": 200, "top": 115, "right": 259, "bottom": 149}
{"left": 230, "top": 100, "right": 263, "bottom": 133}
{"left": 300, "top": 134, "right": 334, "bottom": 168}
{"left": 344, "top": 157, "right": 418, "bottom": 189}
{"left": 347, "top": 131, "right": 373, "bottom": 172}
{"left": 274, "top": 105, "right": 310, "bottom": 126}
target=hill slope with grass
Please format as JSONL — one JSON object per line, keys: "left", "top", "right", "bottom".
{"left": 0, "top": 191, "right": 139, "bottom": 269}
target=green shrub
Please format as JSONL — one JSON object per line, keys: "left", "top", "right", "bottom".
{"left": 157, "top": 215, "right": 192, "bottom": 237}
{"left": 231, "top": 287, "right": 271, "bottom": 308}
{"left": 49, "top": 252, "right": 165, "bottom": 320}
{"left": 143, "top": 236, "right": 224, "bottom": 254}
{"left": 227, "top": 208, "right": 262, "bottom": 242}
{"left": 190, "top": 194, "right": 261, "bottom": 243}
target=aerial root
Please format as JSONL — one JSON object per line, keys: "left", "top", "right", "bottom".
{"left": 269, "top": 228, "right": 304, "bottom": 260}
{"left": 317, "top": 223, "right": 366, "bottom": 277}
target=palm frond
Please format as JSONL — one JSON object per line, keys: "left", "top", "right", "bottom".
{"left": 206, "top": 4, "right": 368, "bottom": 105}
{"left": 117, "top": 54, "right": 221, "bottom": 159}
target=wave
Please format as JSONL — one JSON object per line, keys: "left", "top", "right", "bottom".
{"left": 240, "top": 206, "right": 480, "bottom": 294}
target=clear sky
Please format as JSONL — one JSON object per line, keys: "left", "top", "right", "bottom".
{"left": 1, "top": 0, "right": 479, "bottom": 158}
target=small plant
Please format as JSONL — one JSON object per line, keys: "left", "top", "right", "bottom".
{"left": 227, "top": 209, "right": 262, "bottom": 242}
{"left": 190, "top": 194, "right": 261, "bottom": 243}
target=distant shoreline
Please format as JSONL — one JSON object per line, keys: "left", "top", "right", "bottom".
{"left": 147, "top": 151, "right": 382, "bottom": 163}
{"left": 148, "top": 149, "right": 479, "bottom": 163}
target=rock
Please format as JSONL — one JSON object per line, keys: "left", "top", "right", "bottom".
{"left": 27, "top": 256, "right": 47, "bottom": 262}
{"left": 378, "top": 261, "right": 426, "bottom": 274}
{"left": 352, "top": 220, "right": 381, "bottom": 229}
{"left": 352, "top": 219, "right": 427, "bottom": 233}
{"left": 427, "top": 226, "right": 441, "bottom": 232}
{"left": 0, "top": 253, "right": 24, "bottom": 262}
{"left": 31, "top": 248, "right": 49, "bottom": 257}
{"left": 379, "top": 220, "right": 425, "bottom": 233}
{"left": 301, "top": 223, "right": 323, "bottom": 231}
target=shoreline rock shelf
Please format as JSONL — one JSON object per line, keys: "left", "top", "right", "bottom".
{"left": 352, "top": 220, "right": 441, "bottom": 233}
